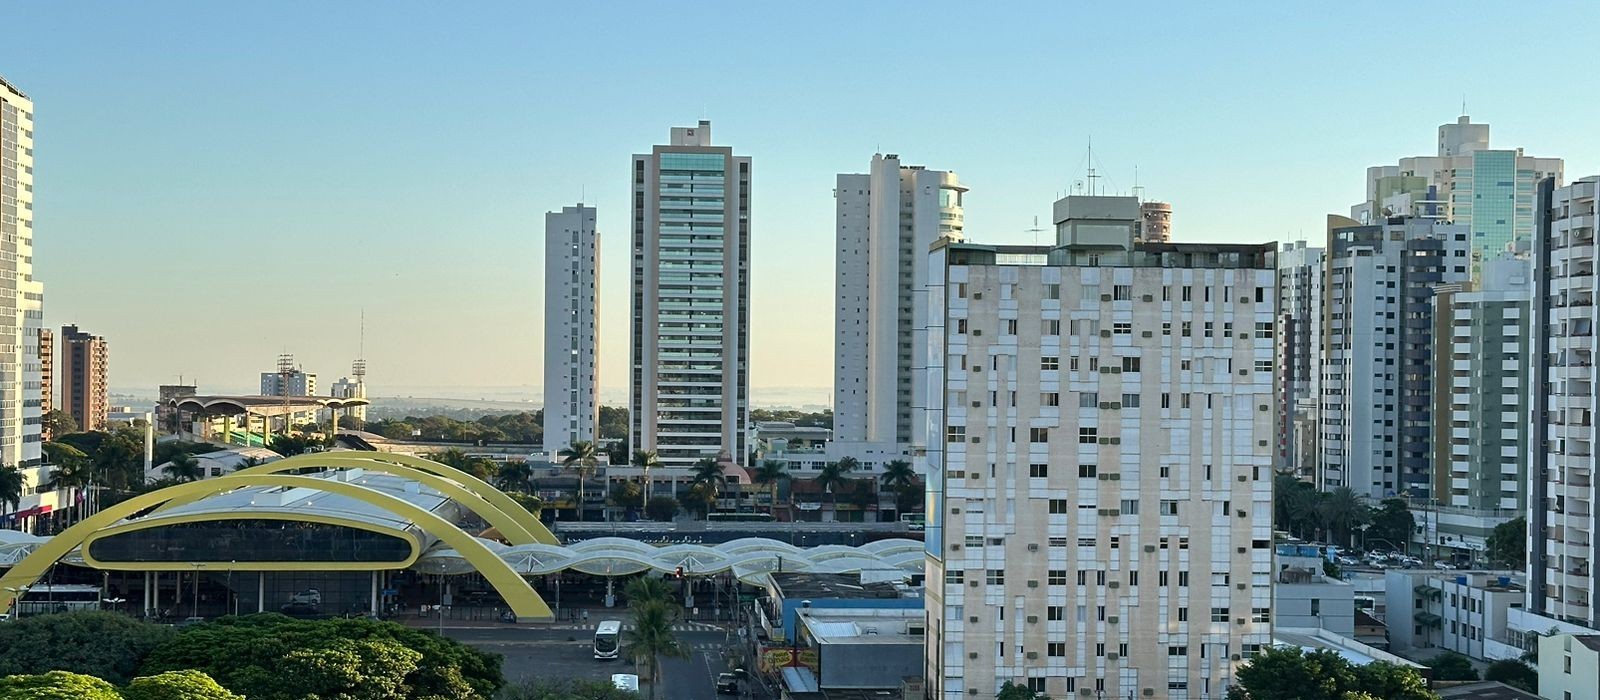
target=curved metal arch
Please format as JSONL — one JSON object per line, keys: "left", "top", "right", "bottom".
{"left": 79, "top": 512, "right": 425, "bottom": 571}
{"left": 0, "top": 474, "right": 552, "bottom": 620}
{"left": 274, "top": 452, "right": 558, "bottom": 545}
{"left": 159, "top": 455, "right": 546, "bottom": 546}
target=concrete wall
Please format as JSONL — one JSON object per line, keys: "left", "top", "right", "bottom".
{"left": 821, "top": 641, "right": 922, "bottom": 688}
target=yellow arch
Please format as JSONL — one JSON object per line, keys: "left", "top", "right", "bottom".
{"left": 158, "top": 456, "right": 544, "bottom": 546}
{"left": 0, "top": 474, "right": 552, "bottom": 620}
{"left": 279, "top": 452, "right": 558, "bottom": 545}
{"left": 80, "top": 512, "right": 423, "bottom": 571}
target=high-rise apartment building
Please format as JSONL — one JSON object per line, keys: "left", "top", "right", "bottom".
{"left": 60, "top": 325, "right": 109, "bottom": 433}
{"left": 37, "top": 327, "right": 52, "bottom": 435}
{"left": 544, "top": 204, "right": 599, "bottom": 460}
{"left": 1528, "top": 175, "right": 1599, "bottom": 628}
{"left": 1424, "top": 252, "right": 1528, "bottom": 556}
{"left": 923, "top": 196, "right": 1275, "bottom": 700}
{"left": 1275, "top": 240, "right": 1324, "bottom": 478}
{"left": 329, "top": 373, "right": 367, "bottom": 424}
{"left": 1319, "top": 216, "right": 1469, "bottom": 500}
{"left": 260, "top": 367, "right": 315, "bottom": 396}
{"left": 834, "top": 154, "right": 965, "bottom": 464}
{"left": 1, "top": 76, "right": 43, "bottom": 469}
{"left": 630, "top": 121, "right": 750, "bottom": 474}
{"left": 1353, "top": 115, "right": 1562, "bottom": 277}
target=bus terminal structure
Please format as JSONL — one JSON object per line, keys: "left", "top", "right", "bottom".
{"left": 0, "top": 451, "right": 922, "bottom": 621}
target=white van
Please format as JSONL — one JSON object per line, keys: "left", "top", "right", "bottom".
{"left": 611, "top": 674, "right": 639, "bottom": 692}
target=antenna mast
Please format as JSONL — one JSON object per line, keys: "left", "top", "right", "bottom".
{"left": 1085, "top": 137, "right": 1101, "bottom": 196}
{"left": 1025, "top": 216, "right": 1046, "bottom": 244}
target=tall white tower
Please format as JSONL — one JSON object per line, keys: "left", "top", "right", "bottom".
{"left": 544, "top": 204, "right": 599, "bottom": 460}
{"left": 1, "top": 75, "right": 43, "bottom": 469}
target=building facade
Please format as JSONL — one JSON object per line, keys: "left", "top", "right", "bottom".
{"left": 1319, "top": 216, "right": 1470, "bottom": 500}
{"left": 1352, "top": 115, "right": 1562, "bottom": 278}
{"left": 329, "top": 373, "right": 367, "bottom": 424}
{"left": 1426, "top": 252, "right": 1529, "bottom": 557}
{"left": 1, "top": 75, "right": 44, "bottom": 469}
{"left": 923, "top": 202, "right": 1276, "bottom": 700}
{"left": 1136, "top": 200, "right": 1172, "bottom": 243}
{"left": 1276, "top": 240, "right": 1323, "bottom": 478}
{"left": 1383, "top": 569, "right": 1523, "bottom": 661}
{"left": 834, "top": 154, "right": 965, "bottom": 467}
{"left": 1528, "top": 176, "right": 1599, "bottom": 630}
{"left": 37, "top": 327, "right": 51, "bottom": 437}
{"left": 60, "top": 325, "right": 108, "bottom": 433}
{"left": 544, "top": 204, "right": 599, "bottom": 460}
{"left": 630, "top": 121, "right": 750, "bottom": 473}
{"left": 260, "top": 367, "right": 315, "bottom": 397}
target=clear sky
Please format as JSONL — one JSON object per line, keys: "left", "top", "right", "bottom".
{"left": 5, "top": 1, "right": 1596, "bottom": 405}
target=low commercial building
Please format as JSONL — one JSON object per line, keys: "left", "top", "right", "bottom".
{"left": 758, "top": 572, "right": 921, "bottom": 643}
{"left": 1384, "top": 570, "right": 1523, "bottom": 660}
{"left": 1273, "top": 544, "right": 1357, "bottom": 636}
{"left": 1537, "top": 633, "right": 1600, "bottom": 700}
{"left": 794, "top": 609, "right": 923, "bottom": 690}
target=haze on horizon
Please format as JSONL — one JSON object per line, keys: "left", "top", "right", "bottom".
{"left": 5, "top": 1, "right": 1595, "bottom": 407}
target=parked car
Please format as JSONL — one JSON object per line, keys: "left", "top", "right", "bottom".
{"left": 716, "top": 673, "right": 740, "bottom": 694}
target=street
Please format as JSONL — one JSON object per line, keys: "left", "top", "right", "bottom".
{"left": 440, "top": 623, "right": 737, "bottom": 700}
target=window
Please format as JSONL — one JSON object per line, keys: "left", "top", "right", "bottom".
{"left": 1047, "top": 606, "right": 1064, "bottom": 621}
{"left": 1044, "top": 283, "right": 1060, "bottom": 299}
{"left": 986, "top": 570, "right": 1005, "bottom": 585}
{"left": 945, "top": 570, "right": 964, "bottom": 584}
{"left": 965, "top": 535, "right": 983, "bottom": 547}
{"left": 1256, "top": 321, "right": 1273, "bottom": 337}
{"left": 1113, "top": 284, "right": 1132, "bottom": 300}
{"left": 1029, "top": 463, "right": 1048, "bottom": 478}
{"left": 1049, "top": 499, "right": 1069, "bottom": 514}
{"left": 1047, "top": 642, "right": 1065, "bottom": 657}
{"left": 1043, "top": 319, "right": 1060, "bottom": 335}
{"left": 1079, "top": 464, "right": 1097, "bottom": 478}
{"left": 1128, "top": 571, "right": 1138, "bottom": 586}
{"left": 1177, "top": 606, "right": 1186, "bottom": 620}
{"left": 1162, "top": 322, "right": 1171, "bottom": 335}
{"left": 1113, "top": 322, "right": 1131, "bottom": 335}
{"left": 1078, "top": 427, "right": 1097, "bottom": 444}
{"left": 1030, "top": 428, "right": 1050, "bottom": 443}
{"left": 1255, "top": 359, "right": 1273, "bottom": 373}
{"left": 1203, "top": 321, "right": 1214, "bottom": 338}
{"left": 1252, "top": 607, "right": 1270, "bottom": 623}
{"left": 1079, "top": 392, "right": 1098, "bottom": 408}
{"left": 1311, "top": 599, "right": 1321, "bottom": 616}
{"left": 955, "top": 283, "right": 967, "bottom": 298}
{"left": 946, "top": 426, "right": 966, "bottom": 442}
{"left": 1041, "top": 356, "right": 1060, "bottom": 371}
{"left": 1027, "top": 679, "right": 1045, "bottom": 694}
{"left": 1121, "top": 357, "right": 1140, "bottom": 372}
{"left": 1179, "top": 571, "right": 1189, "bottom": 586}
{"left": 1047, "top": 570, "right": 1067, "bottom": 585}
{"left": 1042, "top": 392, "right": 1060, "bottom": 407}
{"left": 1160, "top": 500, "right": 1179, "bottom": 516}
{"left": 1211, "top": 607, "right": 1229, "bottom": 623}
{"left": 1181, "top": 286, "right": 1192, "bottom": 301}
{"left": 1181, "top": 321, "right": 1192, "bottom": 336}
{"left": 1005, "top": 319, "right": 1018, "bottom": 335}
{"left": 1122, "top": 393, "right": 1140, "bottom": 408}
{"left": 956, "top": 319, "right": 968, "bottom": 334}
{"left": 1169, "top": 645, "right": 1188, "bottom": 656}
{"left": 1121, "top": 499, "right": 1139, "bottom": 514}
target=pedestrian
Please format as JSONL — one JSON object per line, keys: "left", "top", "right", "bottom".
{"left": 581, "top": 609, "right": 589, "bottom": 624}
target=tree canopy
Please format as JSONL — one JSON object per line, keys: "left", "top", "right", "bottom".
{"left": 1424, "top": 651, "right": 1477, "bottom": 681}
{"left": 0, "top": 611, "right": 175, "bottom": 684}
{"left": 1486, "top": 516, "right": 1527, "bottom": 569}
{"left": 1227, "top": 646, "right": 1437, "bottom": 700}
{"left": 0, "top": 670, "right": 122, "bottom": 700}
{"left": 121, "top": 670, "right": 244, "bottom": 700}
{"left": 1483, "top": 658, "right": 1537, "bottom": 692}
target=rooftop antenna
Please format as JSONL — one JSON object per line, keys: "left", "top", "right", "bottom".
{"left": 1085, "top": 137, "right": 1101, "bottom": 196}
{"left": 1462, "top": 94, "right": 1468, "bottom": 117}
{"left": 1131, "top": 165, "right": 1145, "bottom": 202}
{"left": 354, "top": 309, "right": 367, "bottom": 384}
{"left": 1025, "top": 216, "right": 1046, "bottom": 244}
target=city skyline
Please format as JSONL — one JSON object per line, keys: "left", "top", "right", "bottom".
{"left": 5, "top": 2, "right": 1599, "bottom": 403}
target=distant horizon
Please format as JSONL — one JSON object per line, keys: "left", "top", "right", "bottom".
{"left": 108, "top": 384, "right": 835, "bottom": 412}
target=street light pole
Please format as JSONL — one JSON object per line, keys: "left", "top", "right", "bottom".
{"left": 189, "top": 563, "right": 205, "bottom": 618}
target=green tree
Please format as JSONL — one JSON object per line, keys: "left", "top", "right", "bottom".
{"left": 1228, "top": 646, "right": 1438, "bottom": 700}
{"left": 0, "top": 464, "right": 22, "bottom": 516}
{"left": 623, "top": 576, "right": 673, "bottom": 608}
{"left": 138, "top": 614, "right": 503, "bottom": 700}
{"left": 497, "top": 678, "right": 640, "bottom": 700}
{"left": 1486, "top": 516, "right": 1527, "bottom": 569}
{"left": 559, "top": 441, "right": 600, "bottom": 521}
{"left": 995, "top": 681, "right": 1039, "bottom": 700}
{"left": 41, "top": 410, "right": 78, "bottom": 438}
{"left": 596, "top": 406, "right": 629, "bottom": 441}
{"left": 815, "top": 458, "right": 856, "bottom": 515}
{"left": 1483, "top": 658, "right": 1537, "bottom": 692}
{"left": 122, "top": 670, "right": 244, "bottom": 700}
{"left": 506, "top": 492, "right": 543, "bottom": 519}
{"left": 750, "top": 460, "right": 789, "bottom": 515}
{"left": 1354, "top": 661, "right": 1438, "bottom": 700}
{"left": 630, "top": 450, "right": 660, "bottom": 501}
{"left": 494, "top": 461, "right": 534, "bottom": 493}
{"left": 266, "top": 433, "right": 318, "bottom": 457}
{"left": 1316, "top": 486, "right": 1368, "bottom": 548}
{"left": 0, "top": 670, "right": 121, "bottom": 700}
{"left": 161, "top": 453, "right": 203, "bottom": 483}
{"left": 644, "top": 495, "right": 678, "bottom": 522}
{"left": 1367, "top": 498, "right": 1416, "bottom": 553}
{"left": 622, "top": 601, "right": 688, "bottom": 700}
{"left": 687, "top": 458, "right": 726, "bottom": 517}
{"left": 1424, "top": 651, "right": 1477, "bottom": 681}
{"left": 610, "top": 480, "right": 644, "bottom": 511}
{"left": 0, "top": 611, "right": 175, "bottom": 685}
{"left": 679, "top": 483, "right": 717, "bottom": 519}
{"left": 880, "top": 459, "right": 919, "bottom": 516}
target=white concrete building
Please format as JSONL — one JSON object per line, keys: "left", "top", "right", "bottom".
{"left": 1527, "top": 176, "right": 1600, "bottom": 631}
{"left": 0, "top": 75, "right": 43, "bottom": 474}
{"left": 630, "top": 122, "right": 751, "bottom": 476}
{"left": 833, "top": 155, "right": 965, "bottom": 473}
{"left": 543, "top": 204, "right": 599, "bottom": 460}
{"left": 1383, "top": 569, "right": 1523, "bottom": 661}
{"left": 1352, "top": 115, "right": 1561, "bottom": 279}
{"left": 329, "top": 374, "right": 367, "bottom": 424}
{"left": 923, "top": 200, "right": 1276, "bottom": 700}
{"left": 1276, "top": 240, "right": 1323, "bottom": 478}
{"left": 1426, "top": 252, "right": 1530, "bottom": 558}
{"left": 1272, "top": 544, "right": 1356, "bottom": 636}
{"left": 1538, "top": 633, "right": 1600, "bottom": 700}
{"left": 260, "top": 368, "right": 316, "bottom": 397}
{"left": 1319, "top": 215, "right": 1470, "bottom": 500}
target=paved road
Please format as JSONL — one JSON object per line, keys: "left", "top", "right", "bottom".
{"left": 440, "top": 624, "right": 736, "bottom": 700}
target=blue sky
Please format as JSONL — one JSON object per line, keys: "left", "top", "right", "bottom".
{"left": 5, "top": 1, "right": 1595, "bottom": 405}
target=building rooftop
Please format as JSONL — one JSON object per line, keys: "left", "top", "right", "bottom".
{"left": 771, "top": 572, "right": 907, "bottom": 601}
{"left": 1574, "top": 634, "right": 1600, "bottom": 652}
{"left": 797, "top": 609, "right": 923, "bottom": 646}
{"left": 935, "top": 239, "right": 1276, "bottom": 269}
{"left": 0, "top": 74, "right": 27, "bottom": 100}
{"left": 1435, "top": 681, "right": 1540, "bottom": 700}
{"left": 1272, "top": 627, "right": 1425, "bottom": 669}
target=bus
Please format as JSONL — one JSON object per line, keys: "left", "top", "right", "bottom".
{"left": 593, "top": 620, "right": 622, "bottom": 660}
{"left": 11, "top": 584, "right": 103, "bottom": 617}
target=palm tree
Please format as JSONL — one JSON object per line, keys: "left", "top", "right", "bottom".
{"left": 880, "top": 459, "right": 918, "bottom": 518}
{"left": 495, "top": 460, "right": 534, "bottom": 493}
{"left": 631, "top": 450, "right": 661, "bottom": 501}
{"left": 751, "top": 460, "right": 790, "bottom": 516}
{"left": 623, "top": 600, "right": 690, "bottom": 700}
{"left": 688, "top": 458, "right": 727, "bottom": 518}
{"left": 162, "top": 453, "right": 204, "bottom": 482}
{"left": 1316, "top": 486, "right": 1368, "bottom": 548}
{"left": 0, "top": 464, "right": 23, "bottom": 523}
{"left": 559, "top": 441, "right": 600, "bottom": 522}
{"left": 815, "top": 459, "right": 855, "bottom": 519}
{"left": 429, "top": 447, "right": 470, "bottom": 471}
{"left": 624, "top": 575, "right": 674, "bottom": 608}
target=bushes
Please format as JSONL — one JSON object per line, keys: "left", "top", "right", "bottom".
{"left": 0, "top": 612, "right": 174, "bottom": 684}
{"left": 0, "top": 669, "right": 240, "bottom": 700}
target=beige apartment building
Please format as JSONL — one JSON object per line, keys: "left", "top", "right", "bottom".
{"left": 60, "top": 324, "right": 109, "bottom": 432}
{"left": 923, "top": 196, "right": 1276, "bottom": 700}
